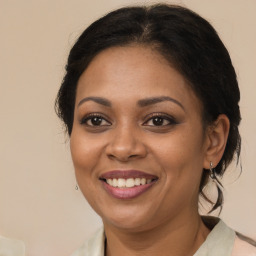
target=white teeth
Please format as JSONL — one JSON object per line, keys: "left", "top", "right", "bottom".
{"left": 107, "top": 179, "right": 113, "bottom": 186}
{"left": 134, "top": 178, "right": 140, "bottom": 186}
{"left": 126, "top": 178, "right": 135, "bottom": 188}
{"left": 106, "top": 178, "right": 153, "bottom": 188}
{"left": 117, "top": 178, "right": 126, "bottom": 188}
{"left": 113, "top": 178, "right": 118, "bottom": 187}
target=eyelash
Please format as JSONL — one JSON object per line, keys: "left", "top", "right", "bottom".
{"left": 143, "top": 113, "right": 177, "bottom": 127}
{"left": 80, "top": 113, "right": 111, "bottom": 126}
{"left": 80, "top": 112, "right": 177, "bottom": 128}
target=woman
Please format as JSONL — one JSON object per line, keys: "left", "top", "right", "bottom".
{"left": 55, "top": 4, "right": 256, "bottom": 256}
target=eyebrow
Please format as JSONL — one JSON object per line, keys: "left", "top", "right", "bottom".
{"left": 77, "top": 96, "right": 184, "bottom": 110}
{"left": 77, "top": 97, "right": 112, "bottom": 108}
{"left": 137, "top": 96, "right": 184, "bottom": 110}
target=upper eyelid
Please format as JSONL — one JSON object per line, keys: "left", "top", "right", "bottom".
{"left": 143, "top": 112, "right": 176, "bottom": 121}
{"left": 79, "top": 112, "right": 176, "bottom": 124}
{"left": 80, "top": 113, "right": 112, "bottom": 125}
{"left": 142, "top": 114, "right": 177, "bottom": 127}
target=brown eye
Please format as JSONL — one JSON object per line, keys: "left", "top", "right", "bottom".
{"left": 144, "top": 114, "right": 176, "bottom": 127}
{"left": 152, "top": 117, "right": 164, "bottom": 126}
{"left": 80, "top": 114, "right": 111, "bottom": 127}
{"left": 90, "top": 116, "right": 103, "bottom": 126}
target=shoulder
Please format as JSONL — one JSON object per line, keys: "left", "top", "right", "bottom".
{"left": 70, "top": 227, "right": 105, "bottom": 256}
{"left": 232, "top": 235, "right": 256, "bottom": 256}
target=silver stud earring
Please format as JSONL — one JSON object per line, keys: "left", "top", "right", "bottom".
{"left": 75, "top": 184, "right": 79, "bottom": 190}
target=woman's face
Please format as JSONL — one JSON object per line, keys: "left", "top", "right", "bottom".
{"left": 70, "top": 45, "right": 209, "bottom": 231}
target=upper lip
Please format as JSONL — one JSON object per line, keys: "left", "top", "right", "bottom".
{"left": 99, "top": 170, "right": 158, "bottom": 180}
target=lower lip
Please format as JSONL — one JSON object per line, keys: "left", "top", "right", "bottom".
{"left": 101, "top": 180, "right": 156, "bottom": 199}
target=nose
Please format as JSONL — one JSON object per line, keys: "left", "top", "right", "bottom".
{"left": 105, "top": 125, "right": 147, "bottom": 162}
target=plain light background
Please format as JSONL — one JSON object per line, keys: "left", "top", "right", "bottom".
{"left": 0, "top": 0, "right": 255, "bottom": 255}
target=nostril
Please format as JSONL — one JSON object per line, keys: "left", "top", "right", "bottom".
{"left": 107, "top": 153, "right": 132, "bottom": 162}
{"left": 105, "top": 137, "right": 147, "bottom": 161}
{"left": 128, "top": 154, "right": 139, "bottom": 158}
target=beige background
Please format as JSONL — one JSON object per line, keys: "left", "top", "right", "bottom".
{"left": 0, "top": 0, "right": 255, "bottom": 255}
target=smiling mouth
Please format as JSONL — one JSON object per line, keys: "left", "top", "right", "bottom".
{"left": 99, "top": 170, "right": 158, "bottom": 199}
{"left": 102, "top": 177, "right": 156, "bottom": 188}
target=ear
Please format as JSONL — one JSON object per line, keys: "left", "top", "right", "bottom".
{"left": 203, "top": 114, "right": 230, "bottom": 169}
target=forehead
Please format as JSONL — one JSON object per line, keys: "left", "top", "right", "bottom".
{"left": 76, "top": 45, "right": 201, "bottom": 111}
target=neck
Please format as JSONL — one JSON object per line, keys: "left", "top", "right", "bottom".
{"left": 104, "top": 213, "right": 210, "bottom": 256}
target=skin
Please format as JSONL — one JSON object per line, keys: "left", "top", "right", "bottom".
{"left": 70, "top": 45, "right": 230, "bottom": 256}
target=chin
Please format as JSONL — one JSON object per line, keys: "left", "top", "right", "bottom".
{"left": 98, "top": 204, "right": 156, "bottom": 231}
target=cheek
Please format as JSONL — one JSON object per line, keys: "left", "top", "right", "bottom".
{"left": 155, "top": 135, "right": 205, "bottom": 209}
{"left": 153, "top": 129, "right": 204, "bottom": 165}
{"left": 70, "top": 130, "right": 104, "bottom": 205}
{"left": 70, "top": 129, "right": 103, "bottom": 176}
{"left": 150, "top": 127, "right": 205, "bottom": 187}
